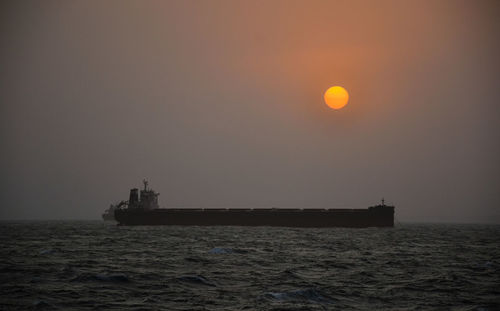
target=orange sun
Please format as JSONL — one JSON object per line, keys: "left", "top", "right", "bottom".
{"left": 324, "top": 86, "right": 349, "bottom": 110}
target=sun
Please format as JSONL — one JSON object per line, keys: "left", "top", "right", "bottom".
{"left": 324, "top": 86, "right": 349, "bottom": 110}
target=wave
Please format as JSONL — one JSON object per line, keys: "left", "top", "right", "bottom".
{"left": 184, "top": 257, "right": 214, "bottom": 264}
{"left": 209, "top": 247, "right": 248, "bottom": 254}
{"left": 33, "top": 300, "right": 54, "bottom": 309}
{"left": 279, "top": 269, "right": 303, "bottom": 280}
{"left": 59, "top": 265, "right": 76, "bottom": 277}
{"left": 39, "top": 249, "right": 55, "bottom": 255}
{"left": 70, "top": 273, "right": 130, "bottom": 283}
{"left": 177, "top": 275, "right": 216, "bottom": 287}
{"left": 264, "top": 288, "right": 335, "bottom": 304}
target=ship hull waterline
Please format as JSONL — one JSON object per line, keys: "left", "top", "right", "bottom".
{"left": 114, "top": 207, "right": 394, "bottom": 228}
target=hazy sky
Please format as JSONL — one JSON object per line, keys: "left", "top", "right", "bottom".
{"left": 1, "top": 0, "right": 499, "bottom": 222}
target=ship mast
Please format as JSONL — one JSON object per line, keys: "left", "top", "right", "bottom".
{"left": 143, "top": 179, "right": 148, "bottom": 191}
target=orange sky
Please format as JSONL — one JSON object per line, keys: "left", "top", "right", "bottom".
{"left": 1, "top": 0, "right": 499, "bottom": 222}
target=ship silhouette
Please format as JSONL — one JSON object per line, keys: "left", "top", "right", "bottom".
{"left": 110, "top": 180, "right": 395, "bottom": 227}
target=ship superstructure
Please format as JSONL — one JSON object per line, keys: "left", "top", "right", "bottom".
{"left": 127, "top": 180, "right": 160, "bottom": 210}
{"left": 102, "top": 180, "right": 159, "bottom": 221}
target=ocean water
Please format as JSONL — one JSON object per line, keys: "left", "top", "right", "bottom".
{"left": 0, "top": 222, "right": 499, "bottom": 310}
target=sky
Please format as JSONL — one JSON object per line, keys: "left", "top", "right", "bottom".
{"left": 1, "top": 0, "right": 499, "bottom": 223}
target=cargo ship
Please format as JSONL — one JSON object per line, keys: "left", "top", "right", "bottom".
{"left": 112, "top": 180, "right": 395, "bottom": 228}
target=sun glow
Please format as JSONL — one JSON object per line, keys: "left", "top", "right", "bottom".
{"left": 324, "top": 86, "right": 349, "bottom": 110}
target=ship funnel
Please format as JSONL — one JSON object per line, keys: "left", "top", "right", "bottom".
{"left": 129, "top": 188, "right": 139, "bottom": 208}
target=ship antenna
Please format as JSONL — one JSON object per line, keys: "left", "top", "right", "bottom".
{"left": 143, "top": 179, "right": 148, "bottom": 191}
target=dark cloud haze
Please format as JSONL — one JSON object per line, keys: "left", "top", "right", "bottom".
{"left": 1, "top": 0, "right": 499, "bottom": 222}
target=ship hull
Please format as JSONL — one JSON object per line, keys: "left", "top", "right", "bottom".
{"left": 115, "top": 207, "right": 394, "bottom": 228}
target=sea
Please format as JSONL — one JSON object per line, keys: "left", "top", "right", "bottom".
{"left": 0, "top": 221, "right": 499, "bottom": 310}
